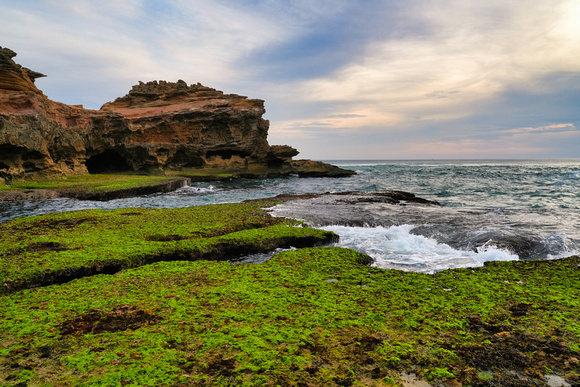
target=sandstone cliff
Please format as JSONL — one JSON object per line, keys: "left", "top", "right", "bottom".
{"left": 0, "top": 47, "right": 353, "bottom": 184}
{"left": 0, "top": 46, "right": 46, "bottom": 93}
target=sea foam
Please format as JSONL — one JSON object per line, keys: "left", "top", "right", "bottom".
{"left": 322, "top": 224, "right": 519, "bottom": 273}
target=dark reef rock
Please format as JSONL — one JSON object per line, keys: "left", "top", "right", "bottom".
{"left": 268, "top": 190, "right": 441, "bottom": 227}
{"left": 270, "top": 191, "right": 559, "bottom": 260}
{"left": 0, "top": 48, "right": 354, "bottom": 184}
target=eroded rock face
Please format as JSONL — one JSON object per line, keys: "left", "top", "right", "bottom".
{"left": 0, "top": 88, "right": 98, "bottom": 181}
{"left": 0, "top": 46, "right": 46, "bottom": 93}
{"left": 96, "top": 80, "right": 274, "bottom": 173}
{"left": 0, "top": 48, "right": 354, "bottom": 184}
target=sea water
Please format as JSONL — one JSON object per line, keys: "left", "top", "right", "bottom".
{"left": 271, "top": 160, "right": 580, "bottom": 272}
{"left": 319, "top": 224, "right": 520, "bottom": 273}
{"left": 1, "top": 159, "right": 579, "bottom": 272}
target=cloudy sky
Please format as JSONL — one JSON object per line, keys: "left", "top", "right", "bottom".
{"left": 2, "top": 0, "right": 580, "bottom": 160}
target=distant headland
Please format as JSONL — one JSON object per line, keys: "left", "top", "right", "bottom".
{"left": 0, "top": 46, "right": 354, "bottom": 185}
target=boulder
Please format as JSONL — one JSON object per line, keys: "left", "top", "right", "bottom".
{"left": 0, "top": 48, "right": 354, "bottom": 184}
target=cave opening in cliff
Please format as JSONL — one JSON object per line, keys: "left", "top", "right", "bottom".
{"left": 206, "top": 149, "right": 249, "bottom": 160}
{"left": 86, "top": 150, "right": 131, "bottom": 174}
{"left": 267, "top": 159, "right": 285, "bottom": 168}
{"left": 167, "top": 149, "right": 205, "bottom": 169}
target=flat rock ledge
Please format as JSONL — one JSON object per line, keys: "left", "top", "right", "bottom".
{"left": 0, "top": 177, "right": 190, "bottom": 201}
{"left": 257, "top": 190, "right": 440, "bottom": 208}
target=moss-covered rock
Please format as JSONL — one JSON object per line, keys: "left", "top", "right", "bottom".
{"left": 0, "top": 174, "right": 190, "bottom": 201}
{"left": 0, "top": 200, "right": 336, "bottom": 294}
{"left": 1, "top": 200, "right": 579, "bottom": 386}
{"left": 1, "top": 236, "right": 579, "bottom": 385}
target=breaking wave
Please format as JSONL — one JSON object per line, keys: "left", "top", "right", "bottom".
{"left": 322, "top": 224, "right": 519, "bottom": 273}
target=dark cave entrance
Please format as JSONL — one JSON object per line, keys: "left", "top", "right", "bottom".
{"left": 205, "top": 149, "right": 250, "bottom": 160}
{"left": 86, "top": 150, "right": 131, "bottom": 174}
{"left": 267, "top": 159, "right": 285, "bottom": 168}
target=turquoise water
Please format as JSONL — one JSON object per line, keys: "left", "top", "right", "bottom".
{"left": 2, "top": 159, "right": 579, "bottom": 271}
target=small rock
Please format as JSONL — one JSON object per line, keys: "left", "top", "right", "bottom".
{"left": 544, "top": 375, "right": 571, "bottom": 387}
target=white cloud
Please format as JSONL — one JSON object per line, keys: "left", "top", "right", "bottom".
{"left": 400, "top": 138, "right": 550, "bottom": 158}
{"left": 149, "top": 1, "right": 294, "bottom": 84}
{"left": 1, "top": 0, "right": 579, "bottom": 158}
{"left": 283, "top": 0, "right": 580, "bottom": 129}
{"left": 0, "top": 0, "right": 298, "bottom": 103}
{"left": 41, "top": 0, "right": 145, "bottom": 21}
{"left": 504, "top": 123, "right": 577, "bottom": 135}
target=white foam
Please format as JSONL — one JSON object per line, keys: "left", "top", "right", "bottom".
{"left": 322, "top": 224, "right": 519, "bottom": 273}
{"left": 175, "top": 185, "right": 215, "bottom": 194}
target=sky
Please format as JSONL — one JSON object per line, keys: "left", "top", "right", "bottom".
{"left": 1, "top": 0, "right": 580, "bottom": 160}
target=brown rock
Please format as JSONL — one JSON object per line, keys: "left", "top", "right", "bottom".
{"left": 268, "top": 145, "right": 300, "bottom": 161}
{"left": 0, "top": 48, "right": 354, "bottom": 185}
{"left": 0, "top": 46, "right": 45, "bottom": 93}
{"left": 97, "top": 80, "right": 272, "bottom": 173}
{"left": 0, "top": 89, "right": 96, "bottom": 181}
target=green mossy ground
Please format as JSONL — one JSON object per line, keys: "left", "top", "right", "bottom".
{"left": 0, "top": 174, "right": 172, "bottom": 193}
{"left": 0, "top": 174, "right": 191, "bottom": 201}
{"left": 0, "top": 200, "right": 334, "bottom": 294}
{"left": 1, "top": 201, "right": 579, "bottom": 386}
{"left": 0, "top": 169, "right": 287, "bottom": 199}
{"left": 165, "top": 167, "right": 271, "bottom": 182}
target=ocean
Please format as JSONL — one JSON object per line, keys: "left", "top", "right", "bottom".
{"left": 2, "top": 159, "right": 579, "bottom": 273}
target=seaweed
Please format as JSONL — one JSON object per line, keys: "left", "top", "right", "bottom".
{"left": 1, "top": 202, "right": 579, "bottom": 386}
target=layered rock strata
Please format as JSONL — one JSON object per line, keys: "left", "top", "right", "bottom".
{"left": 0, "top": 46, "right": 46, "bottom": 93}
{"left": 0, "top": 47, "right": 354, "bottom": 184}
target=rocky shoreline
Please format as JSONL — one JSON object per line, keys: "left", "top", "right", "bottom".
{"left": 0, "top": 162, "right": 354, "bottom": 202}
{"left": 2, "top": 46, "right": 579, "bottom": 387}
{"left": 0, "top": 177, "right": 190, "bottom": 201}
{"left": 0, "top": 46, "right": 354, "bottom": 186}
{"left": 0, "top": 198, "right": 579, "bottom": 386}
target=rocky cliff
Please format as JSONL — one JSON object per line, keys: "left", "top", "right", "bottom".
{"left": 0, "top": 47, "right": 46, "bottom": 93}
{"left": 0, "top": 47, "right": 353, "bottom": 184}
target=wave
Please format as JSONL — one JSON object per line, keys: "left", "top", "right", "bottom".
{"left": 176, "top": 184, "right": 216, "bottom": 194}
{"left": 322, "top": 224, "right": 519, "bottom": 273}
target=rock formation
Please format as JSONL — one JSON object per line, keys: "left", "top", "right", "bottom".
{"left": 0, "top": 47, "right": 354, "bottom": 184}
{"left": 0, "top": 46, "right": 46, "bottom": 93}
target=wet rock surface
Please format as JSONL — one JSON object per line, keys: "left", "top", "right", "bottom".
{"left": 270, "top": 190, "right": 575, "bottom": 261}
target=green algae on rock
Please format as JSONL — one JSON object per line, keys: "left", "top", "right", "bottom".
{"left": 0, "top": 174, "right": 190, "bottom": 201}
{"left": 1, "top": 242, "right": 579, "bottom": 385}
{"left": 0, "top": 200, "right": 336, "bottom": 294}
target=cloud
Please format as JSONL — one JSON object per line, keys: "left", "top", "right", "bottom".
{"left": 504, "top": 123, "right": 577, "bottom": 135}
{"left": 284, "top": 0, "right": 580, "bottom": 125}
{"left": 1, "top": 1, "right": 580, "bottom": 159}
{"left": 327, "top": 114, "right": 367, "bottom": 119}
{"left": 400, "top": 138, "right": 551, "bottom": 159}
{"left": 238, "top": 1, "right": 404, "bottom": 82}
{"left": 1, "top": 0, "right": 297, "bottom": 105}
{"left": 424, "top": 90, "right": 461, "bottom": 99}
